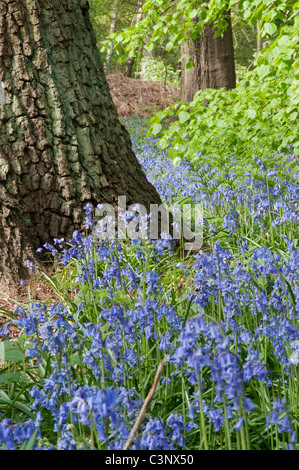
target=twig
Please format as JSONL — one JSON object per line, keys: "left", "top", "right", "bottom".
{"left": 123, "top": 357, "right": 167, "bottom": 450}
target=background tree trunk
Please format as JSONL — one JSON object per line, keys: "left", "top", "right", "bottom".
{"left": 123, "top": 0, "right": 143, "bottom": 78}
{"left": 256, "top": 20, "right": 262, "bottom": 58}
{"left": 105, "top": 0, "right": 119, "bottom": 71}
{"left": 124, "top": 56, "right": 135, "bottom": 78}
{"left": 180, "top": 10, "right": 236, "bottom": 102}
{"left": 0, "top": 0, "right": 162, "bottom": 290}
{"left": 180, "top": 37, "right": 201, "bottom": 103}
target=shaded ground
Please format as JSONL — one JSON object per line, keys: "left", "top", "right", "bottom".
{"left": 106, "top": 74, "right": 179, "bottom": 117}
{"left": 0, "top": 268, "right": 61, "bottom": 338}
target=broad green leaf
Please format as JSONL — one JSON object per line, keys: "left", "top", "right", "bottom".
{"left": 165, "top": 41, "right": 173, "bottom": 51}
{"left": 152, "top": 123, "right": 162, "bottom": 135}
{"left": 4, "top": 347, "right": 26, "bottom": 362}
{"left": 185, "top": 57, "right": 195, "bottom": 71}
{"left": 0, "top": 341, "right": 26, "bottom": 362}
{"left": 189, "top": 9, "right": 198, "bottom": 19}
{"left": 178, "top": 110, "right": 190, "bottom": 123}
{"left": 0, "top": 372, "right": 22, "bottom": 384}
{"left": 158, "top": 136, "right": 169, "bottom": 149}
{"left": 247, "top": 109, "right": 257, "bottom": 119}
{"left": 263, "top": 22, "right": 277, "bottom": 35}
{"left": 70, "top": 353, "right": 82, "bottom": 365}
{"left": 146, "top": 42, "right": 154, "bottom": 52}
{"left": 257, "top": 64, "right": 271, "bottom": 79}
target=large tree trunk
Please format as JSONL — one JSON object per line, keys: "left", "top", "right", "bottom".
{"left": 180, "top": 10, "right": 236, "bottom": 102}
{"left": 180, "top": 37, "right": 201, "bottom": 103}
{"left": 0, "top": 0, "right": 162, "bottom": 290}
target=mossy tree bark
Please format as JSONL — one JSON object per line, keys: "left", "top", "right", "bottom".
{"left": 0, "top": 0, "right": 162, "bottom": 289}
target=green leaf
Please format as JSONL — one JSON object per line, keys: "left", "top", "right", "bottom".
{"left": 152, "top": 123, "right": 162, "bottom": 135}
{"left": 70, "top": 353, "right": 82, "bottom": 366}
{"left": 178, "top": 110, "right": 190, "bottom": 123}
{"left": 257, "top": 64, "right": 271, "bottom": 79}
{"left": 165, "top": 41, "right": 173, "bottom": 51}
{"left": 0, "top": 341, "right": 26, "bottom": 362}
{"left": 158, "top": 136, "right": 169, "bottom": 149}
{"left": 0, "top": 308, "right": 17, "bottom": 321}
{"left": 172, "top": 156, "right": 182, "bottom": 166}
{"left": 278, "top": 35, "right": 292, "bottom": 47}
{"left": 247, "top": 109, "right": 257, "bottom": 119}
{"left": 0, "top": 372, "right": 22, "bottom": 384}
{"left": 263, "top": 22, "right": 277, "bottom": 35}
{"left": 0, "top": 391, "right": 35, "bottom": 418}
{"left": 146, "top": 42, "right": 155, "bottom": 52}
{"left": 185, "top": 57, "right": 195, "bottom": 71}
{"left": 4, "top": 347, "right": 26, "bottom": 362}
{"left": 20, "top": 430, "right": 38, "bottom": 450}
{"left": 289, "top": 111, "right": 298, "bottom": 121}
{"left": 189, "top": 9, "right": 198, "bottom": 19}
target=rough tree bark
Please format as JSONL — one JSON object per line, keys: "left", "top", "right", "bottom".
{"left": 180, "top": 36, "right": 201, "bottom": 103}
{"left": 180, "top": 9, "right": 236, "bottom": 102}
{"left": 0, "top": 0, "right": 162, "bottom": 290}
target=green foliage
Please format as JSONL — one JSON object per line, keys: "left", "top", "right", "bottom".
{"left": 103, "top": 0, "right": 296, "bottom": 57}
{"left": 88, "top": 0, "right": 112, "bottom": 54}
{"left": 140, "top": 57, "right": 180, "bottom": 86}
{"left": 232, "top": 21, "right": 256, "bottom": 69}
{"left": 100, "top": 1, "right": 298, "bottom": 164}
{"left": 89, "top": 0, "right": 143, "bottom": 72}
{"left": 144, "top": 3, "right": 299, "bottom": 169}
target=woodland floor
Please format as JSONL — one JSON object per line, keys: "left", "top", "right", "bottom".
{"left": 0, "top": 75, "right": 179, "bottom": 332}
{"left": 0, "top": 275, "right": 60, "bottom": 339}
{"left": 106, "top": 73, "right": 179, "bottom": 117}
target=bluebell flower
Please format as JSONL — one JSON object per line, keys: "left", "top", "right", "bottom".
{"left": 208, "top": 407, "right": 224, "bottom": 432}
{"left": 234, "top": 417, "right": 244, "bottom": 431}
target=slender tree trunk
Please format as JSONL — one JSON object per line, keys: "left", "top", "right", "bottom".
{"left": 105, "top": 0, "right": 119, "bottom": 71}
{"left": 256, "top": 20, "right": 262, "bottom": 58}
{"left": 124, "top": 0, "right": 143, "bottom": 78}
{"left": 0, "top": 81, "right": 4, "bottom": 105}
{"left": 180, "top": 9, "right": 236, "bottom": 102}
{"left": 0, "top": 0, "right": 162, "bottom": 290}
{"left": 124, "top": 57, "right": 135, "bottom": 78}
